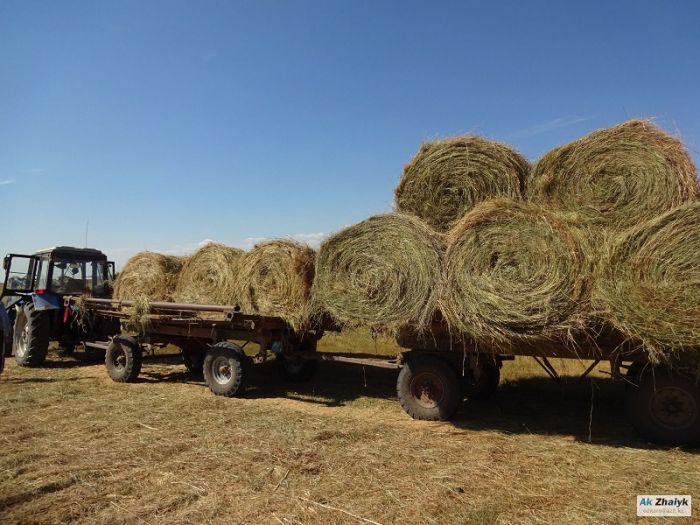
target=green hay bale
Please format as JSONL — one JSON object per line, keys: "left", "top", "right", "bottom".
{"left": 441, "top": 199, "right": 589, "bottom": 347}
{"left": 114, "top": 252, "right": 184, "bottom": 302}
{"left": 593, "top": 203, "right": 700, "bottom": 360}
{"left": 395, "top": 135, "right": 529, "bottom": 232}
{"left": 313, "top": 213, "right": 443, "bottom": 332}
{"left": 174, "top": 243, "right": 244, "bottom": 305}
{"left": 527, "top": 119, "right": 699, "bottom": 230}
{"left": 235, "top": 240, "right": 315, "bottom": 329}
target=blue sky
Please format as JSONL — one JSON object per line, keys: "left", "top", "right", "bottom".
{"left": 1, "top": 1, "right": 699, "bottom": 268}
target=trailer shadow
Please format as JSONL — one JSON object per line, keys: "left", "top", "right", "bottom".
{"left": 133, "top": 356, "right": 693, "bottom": 451}
{"left": 248, "top": 361, "right": 692, "bottom": 451}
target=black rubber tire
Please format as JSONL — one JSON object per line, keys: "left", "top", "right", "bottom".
{"left": 0, "top": 331, "right": 5, "bottom": 375}
{"left": 13, "top": 302, "right": 50, "bottom": 367}
{"left": 277, "top": 355, "right": 318, "bottom": 382}
{"left": 461, "top": 359, "right": 500, "bottom": 400}
{"left": 105, "top": 336, "right": 142, "bottom": 383}
{"left": 397, "top": 355, "right": 461, "bottom": 421}
{"left": 626, "top": 367, "right": 700, "bottom": 446}
{"left": 203, "top": 342, "right": 246, "bottom": 397}
{"left": 182, "top": 344, "right": 205, "bottom": 378}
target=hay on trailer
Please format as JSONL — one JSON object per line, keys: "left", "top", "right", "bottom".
{"left": 234, "top": 240, "right": 315, "bottom": 329}
{"left": 593, "top": 202, "right": 700, "bottom": 360}
{"left": 313, "top": 213, "right": 443, "bottom": 332}
{"left": 395, "top": 135, "right": 529, "bottom": 232}
{"left": 441, "top": 199, "right": 589, "bottom": 347}
{"left": 113, "top": 252, "right": 184, "bottom": 302}
{"left": 527, "top": 119, "right": 699, "bottom": 229}
{"left": 174, "top": 243, "right": 244, "bottom": 305}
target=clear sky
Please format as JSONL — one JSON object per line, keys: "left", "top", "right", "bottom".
{"left": 1, "top": 1, "right": 699, "bottom": 268}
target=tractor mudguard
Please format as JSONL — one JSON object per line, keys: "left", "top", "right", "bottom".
{"left": 31, "top": 293, "right": 62, "bottom": 311}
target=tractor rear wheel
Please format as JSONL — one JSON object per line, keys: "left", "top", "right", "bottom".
{"left": 14, "top": 302, "right": 50, "bottom": 367}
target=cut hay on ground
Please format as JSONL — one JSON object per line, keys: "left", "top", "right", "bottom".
{"left": 313, "top": 213, "right": 443, "bottom": 332}
{"left": 113, "top": 252, "right": 184, "bottom": 302}
{"left": 527, "top": 119, "right": 699, "bottom": 229}
{"left": 441, "top": 199, "right": 589, "bottom": 347}
{"left": 175, "top": 243, "right": 244, "bottom": 305}
{"left": 593, "top": 202, "right": 700, "bottom": 360}
{"left": 235, "top": 240, "right": 315, "bottom": 329}
{"left": 395, "top": 135, "right": 529, "bottom": 232}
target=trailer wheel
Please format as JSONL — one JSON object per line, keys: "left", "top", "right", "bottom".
{"left": 203, "top": 342, "right": 246, "bottom": 397}
{"left": 105, "top": 336, "right": 142, "bottom": 383}
{"left": 397, "top": 355, "right": 461, "bottom": 421}
{"left": 626, "top": 367, "right": 700, "bottom": 446}
{"left": 461, "top": 359, "right": 500, "bottom": 400}
{"left": 277, "top": 355, "right": 317, "bottom": 382}
{"left": 182, "top": 345, "right": 205, "bottom": 378}
{"left": 14, "top": 302, "right": 50, "bottom": 367}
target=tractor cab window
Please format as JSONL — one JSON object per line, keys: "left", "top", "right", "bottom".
{"left": 51, "top": 259, "right": 108, "bottom": 296}
{"left": 3, "top": 255, "right": 36, "bottom": 293}
{"left": 35, "top": 258, "right": 50, "bottom": 290}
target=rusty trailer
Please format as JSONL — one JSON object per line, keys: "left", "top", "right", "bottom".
{"left": 67, "top": 297, "right": 699, "bottom": 447}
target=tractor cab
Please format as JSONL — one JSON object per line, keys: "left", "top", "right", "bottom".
{"left": 3, "top": 247, "right": 115, "bottom": 302}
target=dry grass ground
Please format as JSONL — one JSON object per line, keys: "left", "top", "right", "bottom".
{"left": 1, "top": 330, "right": 698, "bottom": 524}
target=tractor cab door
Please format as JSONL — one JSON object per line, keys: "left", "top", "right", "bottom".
{"left": 2, "top": 254, "right": 39, "bottom": 296}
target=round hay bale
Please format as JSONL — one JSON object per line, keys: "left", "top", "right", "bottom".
{"left": 313, "top": 213, "right": 443, "bottom": 331}
{"left": 441, "top": 199, "right": 589, "bottom": 346}
{"left": 174, "top": 243, "right": 244, "bottom": 305}
{"left": 395, "top": 135, "right": 529, "bottom": 232}
{"left": 593, "top": 202, "right": 700, "bottom": 359}
{"left": 527, "top": 119, "right": 699, "bottom": 229}
{"left": 235, "top": 240, "right": 315, "bottom": 329}
{"left": 114, "top": 252, "right": 184, "bottom": 301}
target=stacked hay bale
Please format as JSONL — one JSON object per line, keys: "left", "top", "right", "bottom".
{"left": 315, "top": 120, "right": 698, "bottom": 361}
{"left": 175, "top": 243, "right": 244, "bottom": 305}
{"left": 111, "top": 120, "right": 699, "bottom": 362}
{"left": 395, "top": 135, "right": 529, "bottom": 232}
{"left": 527, "top": 120, "right": 699, "bottom": 231}
{"left": 441, "top": 199, "right": 589, "bottom": 349}
{"left": 114, "top": 252, "right": 185, "bottom": 301}
{"left": 526, "top": 120, "right": 699, "bottom": 358}
{"left": 593, "top": 203, "right": 700, "bottom": 359}
{"left": 234, "top": 240, "right": 316, "bottom": 330}
{"left": 313, "top": 214, "right": 443, "bottom": 332}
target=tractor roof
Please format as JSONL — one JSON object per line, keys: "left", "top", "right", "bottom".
{"left": 34, "top": 246, "right": 107, "bottom": 260}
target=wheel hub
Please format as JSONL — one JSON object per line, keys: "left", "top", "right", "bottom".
{"left": 15, "top": 320, "right": 29, "bottom": 358}
{"left": 411, "top": 372, "right": 445, "bottom": 409}
{"left": 650, "top": 386, "right": 698, "bottom": 430}
{"left": 112, "top": 348, "right": 126, "bottom": 371}
{"left": 212, "top": 356, "right": 232, "bottom": 384}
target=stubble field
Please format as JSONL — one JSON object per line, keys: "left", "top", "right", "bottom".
{"left": 0, "top": 330, "right": 698, "bottom": 524}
